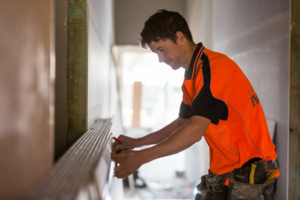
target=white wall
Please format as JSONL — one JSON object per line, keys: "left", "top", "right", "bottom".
{"left": 87, "top": 1, "right": 124, "bottom": 199}
{"left": 186, "top": 1, "right": 289, "bottom": 199}
{"left": 87, "top": 0, "right": 124, "bottom": 152}
{"left": 87, "top": 0, "right": 114, "bottom": 127}
{"left": 0, "top": 1, "right": 54, "bottom": 199}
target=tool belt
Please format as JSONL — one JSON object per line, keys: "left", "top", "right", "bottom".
{"left": 195, "top": 158, "right": 279, "bottom": 200}
{"left": 228, "top": 158, "right": 279, "bottom": 200}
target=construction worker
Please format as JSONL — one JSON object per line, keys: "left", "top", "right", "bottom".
{"left": 111, "top": 9, "right": 279, "bottom": 200}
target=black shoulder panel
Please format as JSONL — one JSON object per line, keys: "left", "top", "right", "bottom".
{"left": 189, "top": 52, "right": 228, "bottom": 125}
{"left": 179, "top": 101, "right": 190, "bottom": 119}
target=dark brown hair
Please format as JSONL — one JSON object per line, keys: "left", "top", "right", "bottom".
{"left": 139, "top": 9, "right": 193, "bottom": 48}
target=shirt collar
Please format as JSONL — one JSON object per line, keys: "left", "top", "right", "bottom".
{"left": 185, "top": 43, "right": 203, "bottom": 79}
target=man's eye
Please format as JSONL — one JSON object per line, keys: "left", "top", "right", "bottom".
{"left": 160, "top": 49, "right": 164, "bottom": 52}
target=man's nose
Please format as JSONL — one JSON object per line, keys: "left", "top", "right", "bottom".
{"left": 158, "top": 53, "right": 165, "bottom": 63}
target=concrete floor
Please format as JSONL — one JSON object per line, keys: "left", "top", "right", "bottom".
{"left": 124, "top": 178, "right": 193, "bottom": 200}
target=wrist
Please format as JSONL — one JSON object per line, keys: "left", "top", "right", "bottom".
{"left": 140, "top": 148, "right": 155, "bottom": 164}
{"left": 135, "top": 137, "right": 145, "bottom": 147}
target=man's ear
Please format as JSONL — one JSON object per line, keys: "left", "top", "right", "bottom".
{"left": 176, "top": 31, "right": 185, "bottom": 43}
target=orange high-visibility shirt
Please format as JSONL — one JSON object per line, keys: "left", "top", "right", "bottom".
{"left": 179, "top": 43, "right": 277, "bottom": 175}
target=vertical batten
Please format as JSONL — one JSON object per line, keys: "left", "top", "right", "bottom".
{"left": 289, "top": 0, "right": 300, "bottom": 198}
{"left": 67, "top": 0, "right": 88, "bottom": 147}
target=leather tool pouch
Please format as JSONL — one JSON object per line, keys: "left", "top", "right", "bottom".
{"left": 195, "top": 174, "right": 210, "bottom": 200}
{"left": 197, "top": 174, "right": 209, "bottom": 191}
{"left": 228, "top": 172, "right": 276, "bottom": 200}
{"left": 205, "top": 173, "right": 229, "bottom": 193}
{"left": 195, "top": 172, "right": 229, "bottom": 200}
{"left": 197, "top": 173, "right": 229, "bottom": 192}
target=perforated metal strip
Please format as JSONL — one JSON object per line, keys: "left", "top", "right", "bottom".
{"left": 24, "top": 118, "right": 112, "bottom": 200}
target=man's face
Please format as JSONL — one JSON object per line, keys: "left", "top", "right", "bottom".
{"left": 148, "top": 39, "right": 183, "bottom": 70}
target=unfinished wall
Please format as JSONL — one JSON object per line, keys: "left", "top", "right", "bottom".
{"left": 115, "top": 0, "right": 186, "bottom": 45}
{"left": 56, "top": 0, "right": 123, "bottom": 153}
{"left": 0, "top": 1, "right": 54, "bottom": 199}
{"left": 186, "top": 0, "right": 289, "bottom": 199}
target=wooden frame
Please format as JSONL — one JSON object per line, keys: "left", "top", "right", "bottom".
{"left": 67, "top": 0, "right": 88, "bottom": 147}
{"left": 289, "top": 0, "right": 300, "bottom": 198}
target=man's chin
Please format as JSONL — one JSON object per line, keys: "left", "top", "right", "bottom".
{"left": 165, "top": 61, "right": 180, "bottom": 70}
{"left": 170, "top": 65, "right": 180, "bottom": 70}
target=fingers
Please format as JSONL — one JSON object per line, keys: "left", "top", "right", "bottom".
{"left": 115, "top": 171, "right": 132, "bottom": 179}
{"left": 114, "top": 135, "right": 136, "bottom": 150}
{"left": 113, "top": 141, "right": 122, "bottom": 148}
{"left": 114, "top": 162, "right": 125, "bottom": 173}
{"left": 112, "top": 136, "right": 124, "bottom": 147}
{"left": 112, "top": 149, "right": 129, "bottom": 156}
{"left": 111, "top": 153, "right": 125, "bottom": 162}
{"left": 112, "top": 144, "right": 127, "bottom": 155}
{"left": 114, "top": 144, "right": 126, "bottom": 150}
{"left": 111, "top": 150, "right": 129, "bottom": 164}
{"left": 113, "top": 160, "right": 130, "bottom": 178}
{"left": 111, "top": 149, "right": 142, "bottom": 179}
{"left": 114, "top": 164, "right": 136, "bottom": 178}
{"left": 112, "top": 140, "right": 129, "bottom": 151}
{"left": 118, "top": 135, "right": 127, "bottom": 141}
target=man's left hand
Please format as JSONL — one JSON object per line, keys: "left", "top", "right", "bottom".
{"left": 111, "top": 150, "right": 144, "bottom": 178}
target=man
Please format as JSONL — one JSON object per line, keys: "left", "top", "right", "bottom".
{"left": 112, "top": 9, "right": 279, "bottom": 200}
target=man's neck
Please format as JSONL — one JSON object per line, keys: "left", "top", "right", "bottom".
{"left": 182, "top": 42, "right": 198, "bottom": 71}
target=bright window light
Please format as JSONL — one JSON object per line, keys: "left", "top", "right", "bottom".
{"left": 120, "top": 49, "right": 184, "bottom": 130}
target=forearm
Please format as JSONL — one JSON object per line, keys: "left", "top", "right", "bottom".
{"left": 112, "top": 116, "right": 210, "bottom": 179}
{"left": 141, "top": 116, "right": 210, "bottom": 163}
{"left": 137, "top": 117, "right": 188, "bottom": 146}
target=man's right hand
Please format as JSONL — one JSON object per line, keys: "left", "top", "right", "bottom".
{"left": 112, "top": 117, "right": 188, "bottom": 154}
{"left": 113, "top": 135, "right": 140, "bottom": 154}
